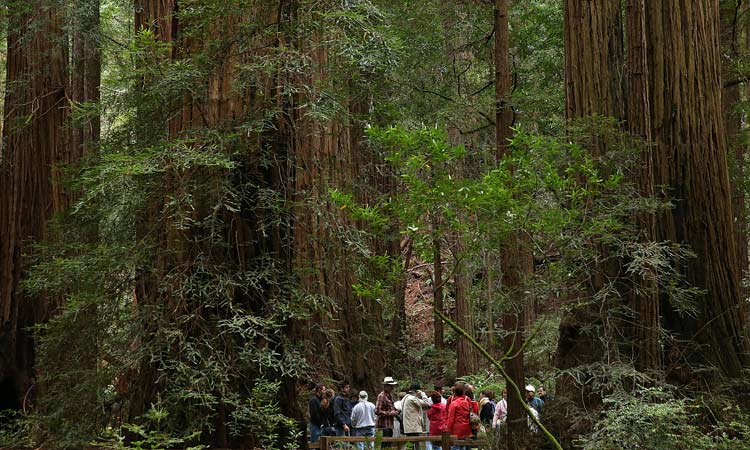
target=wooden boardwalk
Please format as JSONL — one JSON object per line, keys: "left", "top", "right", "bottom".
{"left": 309, "top": 433, "right": 488, "bottom": 449}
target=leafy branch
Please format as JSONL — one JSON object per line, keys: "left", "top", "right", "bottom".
{"left": 433, "top": 308, "right": 564, "bottom": 450}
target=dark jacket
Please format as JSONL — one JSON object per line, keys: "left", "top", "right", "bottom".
{"left": 479, "top": 399, "right": 495, "bottom": 425}
{"left": 309, "top": 394, "right": 324, "bottom": 426}
{"left": 334, "top": 393, "right": 353, "bottom": 428}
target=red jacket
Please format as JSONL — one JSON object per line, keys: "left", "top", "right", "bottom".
{"left": 427, "top": 403, "right": 446, "bottom": 436}
{"left": 445, "top": 395, "right": 472, "bottom": 438}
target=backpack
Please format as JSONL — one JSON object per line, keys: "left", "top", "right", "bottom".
{"left": 469, "top": 407, "right": 486, "bottom": 434}
{"left": 469, "top": 410, "right": 482, "bottom": 430}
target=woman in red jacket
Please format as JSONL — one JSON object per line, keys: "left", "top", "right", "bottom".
{"left": 445, "top": 384, "right": 472, "bottom": 440}
{"left": 427, "top": 390, "right": 446, "bottom": 449}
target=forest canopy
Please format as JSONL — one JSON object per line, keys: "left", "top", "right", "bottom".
{"left": 0, "top": 1, "right": 749, "bottom": 449}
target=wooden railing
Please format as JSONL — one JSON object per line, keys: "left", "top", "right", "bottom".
{"left": 309, "top": 432, "right": 488, "bottom": 449}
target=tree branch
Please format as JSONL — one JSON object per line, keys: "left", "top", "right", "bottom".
{"left": 434, "top": 309, "right": 564, "bottom": 450}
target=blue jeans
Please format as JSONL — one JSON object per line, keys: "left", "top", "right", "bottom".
{"left": 310, "top": 423, "right": 322, "bottom": 443}
{"left": 354, "top": 426, "right": 375, "bottom": 450}
{"left": 425, "top": 439, "right": 441, "bottom": 450}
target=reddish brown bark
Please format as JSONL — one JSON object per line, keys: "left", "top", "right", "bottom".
{"left": 720, "top": 1, "right": 748, "bottom": 300}
{"left": 495, "top": 1, "right": 534, "bottom": 447}
{"left": 71, "top": 0, "right": 102, "bottom": 153}
{"left": 625, "top": 0, "right": 660, "bottom": 372}
{"left": 647, "top": 0, "right": 750, "bottom": 376}
{"left": 433, "top": 226, "right": 445, "bottom": 350}
{"left": 454, "top": 240, "right": 478, "bottom": 377}
{"left": 0, "top": 0, "right": 70, "bottom": 409}
{"left": 557, "top": 1, "right": 625, "bottom": 437}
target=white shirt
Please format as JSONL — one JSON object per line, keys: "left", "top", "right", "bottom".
{"left": 493, "top": 398, "right": 508, "bottom": 428}
{"left": 351, "top": 399, "right": 377, "bottom": 428}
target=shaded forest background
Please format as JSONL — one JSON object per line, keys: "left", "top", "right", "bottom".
{"left": 0, "top": 0, "right": 750, "bottom": 449}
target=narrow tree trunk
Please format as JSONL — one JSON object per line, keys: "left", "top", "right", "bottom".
{"left": 720, "top": 0, "right": 748, "bottom": 298}
{"left": 71, "top": 0, "right": 101, "bottom": 151}
{"left": 454, "top": 239, "right": 478, "bottom": 377}
{"left": 494, "top": 0, "right": 512, "bottom": 163}
{"left": 0, "top": 0, "right": 70, "bottom": 409}
{"left": 647, "top": 0, "right": 750, "bottom": 377}
{"left": 433, "top": 217, "right": 445, "bottom": 350}
{"left": 495, "top": 1, "right": 534, "bottom": 447}
{"left": 389, "top": 236, "right": 411, "bottom": 373}
{"left": 484, "top": 251, "right": 494, "bottom": 353}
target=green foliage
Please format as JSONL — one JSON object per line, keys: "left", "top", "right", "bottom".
{"left": 0, "top": 411, "right": 36, "bottom": 448}
{"left": 578, "top": 386, "right": 750, "bottom": 450}
{"left": 14, "top": 0, "right": 397, "bottom": 448}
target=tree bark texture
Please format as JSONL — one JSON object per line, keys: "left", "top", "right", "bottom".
{"left": 625, "top": 0, "right": 660, "bottom": 372}
{"left": 494, "top": 0, "right": 512, "bottom": 162}
{"left": 647, "top": 0, "right": 750, "bottom": 377}
{"left": 432, "top": 218, "right": 445, "bottom": 350}
{"left": 453, "top": 240, "right": 478, "bottom": 377}
{"left": 71, "top": 0, "right": 102, "bottom": 153}
{"left": 495, "top": 2, "right": 534, "bottom": 446}
{"left": 291, "top": 36, "right": 387, "bottom": 392}
{"left": 557, "top": 1, "right": 624, "bottom": 437}
{"left": 720, "top": 0, "right": 748, "bottom": 299}
{"left": 129, "top": 3, "right": 308, "bottom": 445}
{"left": 563, "top": 0, "right": 624, "bottom": 129}
{"left": 0, "top": 0, "right": 70, "bottom": 409}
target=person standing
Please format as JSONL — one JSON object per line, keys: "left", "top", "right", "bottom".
{"left": 445, "top": 383, "right": 472, "bottom": 440}
{"left": 538, "top": 385, "right": 553, "bottom": 403}
{"left": 402, "top": 383, "right": 431, "bottom": 450}
{"left": 321, "top": 388, "right": 336, "bottom": 436}
{"left": 492, "top": 389, "right": 508, "bottom": 428}
{"left": 525, "top": 385, "right": 544, "bottom": 415}
{"left": 333, "top": 381, "right": 353, "bottom": 436}
{"left": 426, "top": 384, "right": 447, "bottom": 406}
{"left": 309, "top": 384, "right": 326, "bottom": 442}
{"left": 426, "top": 391, "right": 446, "bottom": 450}
{"left": 425, "top": 383, "right": 446, "bottom": 442}
{"left": 479, "top": 391, "right": 495, "bottom": 426}
{"left": 376, "top": 376, "right": 400, "bottom": 439}
{"left": 351, "top": 391, "right": 377, "bottom": 450}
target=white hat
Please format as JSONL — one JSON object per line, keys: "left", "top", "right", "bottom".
{"left": 359, "top": 390, "right": 368, "bottom": 399}
{"left": 383, "top": 376, "right": 398, "bottom": 385}
{"left": 525, "top": 384, "right": 536, "bottom": 393}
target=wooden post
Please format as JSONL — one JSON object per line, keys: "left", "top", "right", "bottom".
{"left": 320, "top": 436, "right": 328, "bottom": 450}
{"left": 441, "top": 432, "right": 452, "bottom": 450}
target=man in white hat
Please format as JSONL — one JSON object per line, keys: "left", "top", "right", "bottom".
{"left": 376, "top": 376, "right": 399, "bottom": 440}
{"left": 524, "top": 384, "right": 544, "bottom": 414}
{"left": 351, "top": 390, "right": 376, "bottom": 449}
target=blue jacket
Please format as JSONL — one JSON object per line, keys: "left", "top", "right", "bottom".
{"left": 528, "top": 396, "right": 544, "bottom": 414}
{"left": 334, "top": 393, "right": 353, "bottom": 428}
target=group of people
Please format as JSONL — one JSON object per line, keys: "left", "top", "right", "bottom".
{"left": 308, "top": 376, "right": 550, "bottom": 449}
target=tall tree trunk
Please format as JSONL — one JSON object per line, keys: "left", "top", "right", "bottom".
{"left": 433, "top": 217, "right": 445, "bottom": 350}
{"left": 647, "top": 0, "right": 750, "bottom": 377}
{"left": 556, "top": 0, "right": 624, "bottom": 439}
{"left": 495, "top": 1, "right": 534, "bottom": 447}
{"left": 71, "top": 0, "right": 102, "bottom": 152}
{"left": 0, "top": 0, "right": 70, "bottom": 410}
{"left": 292, "top": 44, "right": 387, "bottom": 392}
{"left": 483, "top": 250, "right": 494, "bottom": 354}
{"left": 454, "top": 238, "right": 478, "bottom": 377}
{"left": 720, "top": 0, "right": 748, "bottom": 299}
{"left": 625, "top": 0, "right": 660, "bottom": 371}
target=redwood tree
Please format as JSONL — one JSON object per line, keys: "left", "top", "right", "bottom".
{"left": 556, "top": 0, "right": 624, "bottom": 414}
{"left": 0, "top": 0, "right": 70, "bottom": 409}
{"left": 495, "top": 0, "right": 534, "bottom": 448}
{"left": 647, "top": 0, "right": 750, "bottom": 377}
{"left": 625, "top": 0, "right": 660, "bottom": 372}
